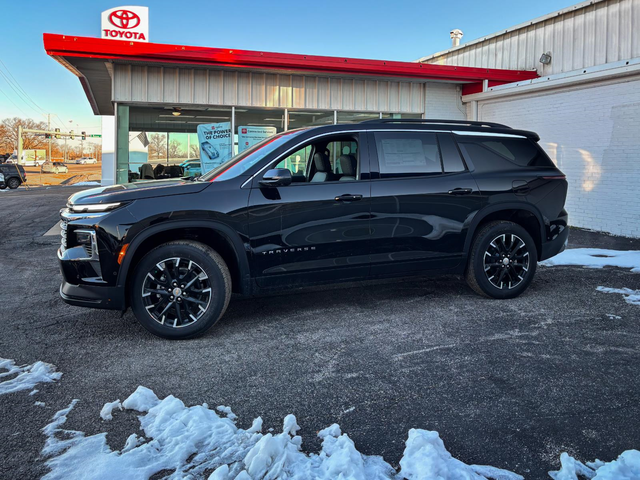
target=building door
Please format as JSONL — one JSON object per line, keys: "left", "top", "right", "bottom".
{"left": 247, "top": 133, "right": 372, "bottom": 288}
{"left": 368, "top": 131, "right": 482, "bottom": 276}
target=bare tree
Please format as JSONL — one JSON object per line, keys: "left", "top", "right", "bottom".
{"left": 0, "top": 117, "right": 50, "bottom": 150}
{"left": 168, "top": 139, "right": 184, "bottom": 159}
{"left": 189, "top": 144, "right": 200, "bottom": 158}
{"left": 148, "top": 133, "right": 167, "bottom": 159}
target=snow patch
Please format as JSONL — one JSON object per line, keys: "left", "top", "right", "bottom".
{"left": 0, "top": 358, "right": 62, "bottom": 395}
{"left": 549, "top": 450, "right": 640, "bottom": 480}
{"left": 597, "top": 287, "right": 640, "bottom": 306}
{"left": 42, "top": 386, "right": 522, "bottom": 480}
{"left": 216, "top": 405, "right": 237, "bottom": 420}
{"left": 540, "top": 248, "right": 640, "bottom": 272}
{"left": 99, "top": 400, "right": 123, "bottom": 421}
{"left": 35, "top": 401, "right": 46, "bottom": 407}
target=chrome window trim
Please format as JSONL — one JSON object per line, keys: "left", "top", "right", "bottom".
{"left": 452, "top": 130, "right": 526, "bottom": 138}
{"left": 240, "top": 128, "right": 450, "bottom": 188}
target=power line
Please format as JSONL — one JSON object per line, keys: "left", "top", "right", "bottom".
{"left": 0, "top": 84, "right": 31, "bottom": 118}
{"left": 0, "top": 58, "right": 68, "bottom": 130}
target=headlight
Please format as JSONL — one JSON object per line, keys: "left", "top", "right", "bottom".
{"left": 71, "top": 202, "right": 122, "bottom": 213}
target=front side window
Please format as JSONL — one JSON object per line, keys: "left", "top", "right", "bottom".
{"left": 374, "top": 132, "right": 442, "bottom": 178}
{"left": 273, "top": 136, "right": 360, "bottom": 183}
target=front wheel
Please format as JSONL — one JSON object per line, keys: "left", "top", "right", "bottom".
{"left": 466, "top": 221, "right": 538, "bottom": 299}
{"left": 7, "top": 178, "right": 20, "bottom": 189}
{"left": 130, "top": 240, "right": 231, "bottom": 339}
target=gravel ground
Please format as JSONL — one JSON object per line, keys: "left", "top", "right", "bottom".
{"left": 0, "top": 186, "right": 639, "bottom": 479}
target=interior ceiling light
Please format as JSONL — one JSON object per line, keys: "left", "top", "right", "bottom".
{"left": 172, "top": 107, "right": 182, "bottom": 116}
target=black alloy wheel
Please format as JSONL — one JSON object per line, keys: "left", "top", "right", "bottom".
{"left": 466, "top": 221, "right": 538, "bottom": 299}
{"left": 482, "top": 233, "right": 530, "bottom": 290}
{"left": 131, "top": 240, "right": 231, "bottom": 339}
{"left": 141, "top": 257, "right": 212, "bottom": 328}
{"left": 7, "top": 178, "right": 20, "bottom": 189}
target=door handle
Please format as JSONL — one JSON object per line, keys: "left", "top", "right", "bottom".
{"left": 447, "top": 188, "right": 473, "bottom": 195}
{"left": 335, "top": 194, "right": 363, "bottom": 202}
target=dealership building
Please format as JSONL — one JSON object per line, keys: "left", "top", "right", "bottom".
{"left": 45, "top": 0, "right": 640, "bottom": 237}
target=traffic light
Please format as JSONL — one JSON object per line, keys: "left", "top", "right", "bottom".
{"left": 45, "top": 133, "right": 51, "bottom": 139}
{"left": 54, "top": 128, "right": 61, "bottom": 140}
{"left": 81, "top": 131, "right": 86, "bottom": 141}
{"left": 70, "top": 130, "right": 74, "bottom": 140}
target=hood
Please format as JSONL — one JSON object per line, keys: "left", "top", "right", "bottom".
{"left": 68, "top": 178, "right": 210, "bottom": 206}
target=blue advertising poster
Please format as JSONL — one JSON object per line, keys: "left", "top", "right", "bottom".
{"left": 238, "top": 126, "right": 277, "bottom": 153}
{"left": 197, "top": 122, "right": 232, "bottom": 174}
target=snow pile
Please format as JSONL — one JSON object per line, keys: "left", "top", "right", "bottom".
{"left": 0, "top": 358, "right": 62, "bottom": 395}
{"left": 549, "top": 450, "right": 640, "bottom": 479}
{"left": 42, "top": 386, "right": 522, "bottom": 480}
{"left": 540, "top": 248, "right": 640, "bottom": 272}
{"left": 597, "top": 287, "right": 640, "bottom": 306}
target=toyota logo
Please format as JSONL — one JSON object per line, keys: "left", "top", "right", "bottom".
{"left": 109, "top": 10, "right": 140, "bottom": 29}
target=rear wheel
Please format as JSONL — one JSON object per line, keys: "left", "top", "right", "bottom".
{"left": 7, "top": 178, "right": 20, "bottom": 189}
{"left": 466, "top": 221, "right": 537, "bottom": 299}
{"left": 130, "top": 241, "right": 231, "bottom": 339}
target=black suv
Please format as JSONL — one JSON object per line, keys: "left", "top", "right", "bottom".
{"left": 58, "top": 119, "right": 568, "bottom": 339}
{"left": 0, "top": 163, "right": 26, "bottom": 189}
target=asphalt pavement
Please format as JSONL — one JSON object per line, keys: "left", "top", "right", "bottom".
{"left": 0, "top": 186, "right": 639, "bottom": 479}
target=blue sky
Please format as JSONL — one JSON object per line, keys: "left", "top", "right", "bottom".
{"left": 0, "top": 0, "right": 578, "bottom": 133}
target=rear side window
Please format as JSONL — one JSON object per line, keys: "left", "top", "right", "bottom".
{"left": 374, "top": 132, "right": 442, "bottom": 178}
{"left": 457, "top": 136, "right": 555, "bottom": 171}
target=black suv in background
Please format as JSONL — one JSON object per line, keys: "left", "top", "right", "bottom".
{"left": 58, "top": 119, "right": 568, "bottom": 339}
{"left": 0, "top": 163, "right": 26, "bottom": 189}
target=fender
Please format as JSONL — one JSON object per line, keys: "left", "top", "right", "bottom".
{"left": 463, "top": 202, "right": 546, "bottom": 255}
{"left": 116, "top": 219, "right": 251, "bottom": 294}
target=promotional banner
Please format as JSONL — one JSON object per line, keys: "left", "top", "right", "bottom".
{"left": 197, "top": 122, "right": 233, "bottom": 174}
{"left": 237, "top": 126, "right": 277, "bottom": 153}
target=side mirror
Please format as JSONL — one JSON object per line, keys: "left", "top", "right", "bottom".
{"left": 259, "top": 168, "right": 292, "bottom": 187}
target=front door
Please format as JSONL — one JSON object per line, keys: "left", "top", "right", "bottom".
{"left": 248, "top": 133, "right": 372, "bottom": 288}
{"left": 368, "top": 131, "right": 483, "bottom": 277}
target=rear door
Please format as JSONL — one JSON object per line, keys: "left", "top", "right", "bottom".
{"left": 248, "top": 132, "right": 372, "bottom": 288}
{"left": 368, "top": 130, "right": 483, "bottom": 277}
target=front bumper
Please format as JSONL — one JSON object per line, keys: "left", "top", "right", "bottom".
{"left": 59, "top": 280, "right": 125, "bottom": 310}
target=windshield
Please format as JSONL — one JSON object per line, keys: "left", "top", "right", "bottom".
{"left": 199, "top": 130, "right": 306, "bottom": 182}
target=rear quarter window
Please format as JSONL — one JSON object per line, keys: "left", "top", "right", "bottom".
{"left": 457, "top": 136, "right": 555, "bottom": 172}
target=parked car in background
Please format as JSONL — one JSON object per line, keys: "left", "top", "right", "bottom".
{"left": 41, "top": 161, "right": 69, "bottom": 174}
{"left": 5, "top": 154, "right": 19, "bottom": 164}
{"left": 180, "top": 158, "right": 201, "bottom": 177}
{"left": 0, "top": 163, "right": 27, "bottom": 189}
{"left": 58, "top": 119, "right": 569, "bottom": 339}
{"left": 77, "top": 157, "right": 98, "bottom": 165}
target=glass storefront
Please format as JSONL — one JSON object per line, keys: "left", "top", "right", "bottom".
{"left": 117, "top": 104, "right": 424, "bottom": 183}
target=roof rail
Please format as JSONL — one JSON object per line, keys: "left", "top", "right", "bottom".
{"left": 359, "top": 118, "right": 511, "bottom": 129}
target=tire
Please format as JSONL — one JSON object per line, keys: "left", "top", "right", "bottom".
{"left": 465, "top": 221, "right": 538, "bottom": 299}
{"left": 0, "top": 185, "right": 6, "bottom": 190}
{"left": 7, "top": 177, "right": 20, "bottom": 189}
{"left": 130, "top": 240, "right": 232, "bottom": 339}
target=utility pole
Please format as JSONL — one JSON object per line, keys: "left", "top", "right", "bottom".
{"left": 47, "top": 114, "right": 51, "bottom": 162}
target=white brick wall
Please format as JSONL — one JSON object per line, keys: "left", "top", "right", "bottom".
{"left": 475, "top": 75, "right": 640, "bottom": 238}
{"left": 425, "top": 83, "right": 466, "bottom": 120}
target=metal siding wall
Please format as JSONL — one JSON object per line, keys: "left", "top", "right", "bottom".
{"left": 423, "top": 0, "right": 640, "bottom": 75}
{"left": 114, "top": 64, "right": 426, "bottom": 113}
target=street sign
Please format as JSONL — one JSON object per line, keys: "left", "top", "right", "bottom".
{"left": 88, "top": 134, "right": 102, "bottom": 138}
